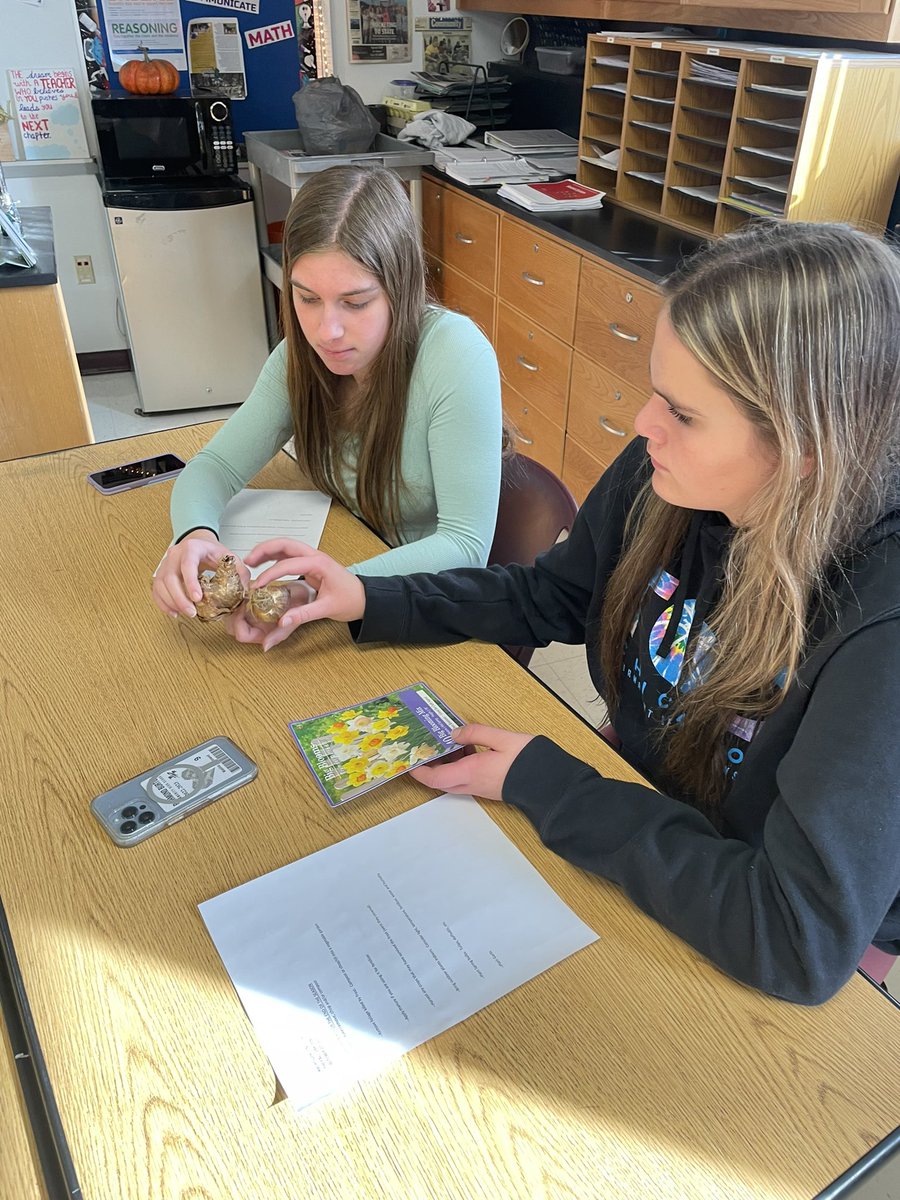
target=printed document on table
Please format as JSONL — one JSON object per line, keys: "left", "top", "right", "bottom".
{"left": 199, "top": 795, "right": 598, "bottom": 1110}
{"left": 219, "top": 488, "right": 331, "bottom": 578}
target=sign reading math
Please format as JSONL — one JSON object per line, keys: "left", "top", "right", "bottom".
{"left": 244, "top": 19, "right": 294, "bottom": 48}
{"left": 8, "top": 69, "right": 89, "bottom": 161}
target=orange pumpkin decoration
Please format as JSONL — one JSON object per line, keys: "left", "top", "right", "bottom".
{"left": 118, "top": 46, "right": 180, "bottom": 95}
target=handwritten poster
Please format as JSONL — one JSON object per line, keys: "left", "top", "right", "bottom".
{"left": 8, "top": 69, "right": 89, "bottom": 160}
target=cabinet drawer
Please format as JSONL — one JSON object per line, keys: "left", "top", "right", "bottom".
{"left": 434, "top": 188, "right": 498, "bottom": 292}
{"left": 567, "top": 352, "right": 645, "bottom": 462}
{"left": 422, "top": 178, "right": 444, "bottom": 259}
{"left": 574, "top": 259, "right": 662, "bottom": 388}
{"left": 427, "top": 256, "right": 495, "bottom": 341}
{"left": 495, "top": 301, "right": 571, "bottom": 428}
{"left": 502, "top": 384, "right": 565, "bottom": 477}
{"left": 562, "top": 435, "right": 609, "bottom": 507}
{"left": 498, "top": 219, "right": 580, "bottom": 343}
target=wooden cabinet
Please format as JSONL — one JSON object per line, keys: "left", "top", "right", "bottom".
{"left": 457, "top": 0, "right": 900, "bottom": 47}
{"left": 496, "top": 224, "right": 582, "bottom": 474}
{"left": 498, "top": 220, "right": 580, "bottom": 342}
{"left": 426, "top": 256, "right": 495, "bottom": 340}
{"left": 495, "top": 301, "right": 571, "bottom": 429}
{"left": 568, "top": 352, "right": 647, "bottom": 469}
{"left": 578, "top": 36, "right": 900, "bottom": 239}
{"left": 423, "top": 177, "right": 498, "bottom": 339}
{"left": 424, "top": 175, "right": 664, "bottom": 504}
{"left": 563, "top": 260, "right": 660, "bottom": 502}
{"left": 0, "top": 281, "right": 93, "bottom": 463}
{"left": 574, "top": 260, "right": 661, "bottom": 392}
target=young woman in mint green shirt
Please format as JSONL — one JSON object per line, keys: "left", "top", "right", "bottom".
{"left": 152, "top": 164, "right": 503, "bottom": 644}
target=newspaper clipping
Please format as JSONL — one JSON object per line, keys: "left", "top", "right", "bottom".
{"left": 423, "top": 30, "right": 470, "bottom": 68}
{"left": 188, "top": 18, "right": 247, "bottom": 98}
{"left": 347, "top": 0, "right": 410, "bottom": 63}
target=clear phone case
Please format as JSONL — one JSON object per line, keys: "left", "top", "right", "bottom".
{"left": 91, "top": 737, "right": 258, "bottom": 847}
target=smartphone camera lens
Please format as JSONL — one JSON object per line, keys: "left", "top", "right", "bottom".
{"left": 121, "top": 820, "right": 137, "bottom": 834}
{"left": 138, "top": 811, "right": 156, "bottom": 825}
{"left": 122, "top": 806, "right": 138, "bottom": 819}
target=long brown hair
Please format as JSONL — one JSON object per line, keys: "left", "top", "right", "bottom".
{"left": 280, "top": 164, "right": 426, "bottom": 541}
{"left": 600, "top": 221, "right": 900, "bottom": 808}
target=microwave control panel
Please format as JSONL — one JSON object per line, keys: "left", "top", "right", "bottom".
{"left": 208, "top": 100, "right": 236, "bottom": 173}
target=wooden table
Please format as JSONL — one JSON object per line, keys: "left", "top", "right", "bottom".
{"left": 2, "top": 426, "right": 900, "bottom": 1200}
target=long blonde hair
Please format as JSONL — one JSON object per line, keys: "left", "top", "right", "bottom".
{"left": 600, "top": 221, "right": 900, "bottom": 808}
{"left": 280, "top": 164, "right": 426, "bottom": 541}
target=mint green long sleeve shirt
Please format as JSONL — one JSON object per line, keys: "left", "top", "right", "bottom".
{"left": 170, "top": 307, "right": 503, "bottom": 575}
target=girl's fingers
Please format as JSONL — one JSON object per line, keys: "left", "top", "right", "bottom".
{"left": 253, "top": 559, "right": 313, "bottom": 590}
{"left": 245, "top": 538, "right": 314, "bottom": 566}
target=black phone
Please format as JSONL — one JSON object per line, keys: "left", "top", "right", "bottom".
{"left": 87, "top": 453, "right": 186, "bottom": 495}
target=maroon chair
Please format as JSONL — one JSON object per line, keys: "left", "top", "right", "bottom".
{"left": 487, "top": 454, "right": 579, "bottom": 668}
{"left": 859, "top": 944, "right": 896, "bottom": 987}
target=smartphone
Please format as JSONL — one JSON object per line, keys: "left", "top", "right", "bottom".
{"left": 87, "top": 453, "right": 186, "bottom": 495}
{"left": 91, "top": 737, "right": 258, "bottom": 847}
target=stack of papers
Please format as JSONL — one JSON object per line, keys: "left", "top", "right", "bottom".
{"left": 730, "top": 172, "right": 790, "bottom": 193}
{"left": 688, "top": 58, "right": 740, "bottom": 87}
{"left": 498, "top": 179, "right": 606, "bottom": 213}
{"left": 441, "top": 157, "right": 554, "bottom": 186}
{"left": 411, "top": 69, "right": 486, "bottom": 95}
{"left": 727, "top": 189, "right": 786, "bottom": 216}
{"left": 735, "top": 144, "right": 796, "bottom": 163}
{"left": 484, "top": 128, "right": 578, "bottom": 156}
{"left": 433, "top": 145, "right": 513, "bottom": 166}
{"left": 587, "top": 147, "right": 620, "bottom": 170}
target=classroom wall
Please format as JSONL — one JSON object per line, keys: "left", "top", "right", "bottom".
{"left": 6, "top": 0, "right": 513, "bottom": 356}
{"left": 4, "top": 0, "right": 126, "bottom": 355}
{"left": 331, "top": 8, "right": 513, "bottom": 105}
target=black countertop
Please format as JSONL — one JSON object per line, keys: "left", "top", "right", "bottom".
{"left": 0, "top": 207, "right": 57, "bottom": 289}
{"left": 424, "top": 166, "right": 706, "bottom": 286}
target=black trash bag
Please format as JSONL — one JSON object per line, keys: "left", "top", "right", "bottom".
{"left": 292, "top": 76, "right": 379, "bottom": 155}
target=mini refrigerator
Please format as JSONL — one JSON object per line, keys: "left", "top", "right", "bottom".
{"left": 103, "top": 179, "right": 269, "bottom": 414}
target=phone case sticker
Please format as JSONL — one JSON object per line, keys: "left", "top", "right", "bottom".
{"left": 140, "top": 742, "right": 245, "bottom": 812}
{"left": 288, "top": 683, "right": 462, "bottom": 807}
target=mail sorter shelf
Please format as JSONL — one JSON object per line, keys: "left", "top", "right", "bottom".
{"left": 577, "top": 35, "right": 900, "bottom": 239}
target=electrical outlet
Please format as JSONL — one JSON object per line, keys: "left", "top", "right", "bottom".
{"left": 74, "top": 255, "right": 95, "bottom": 285}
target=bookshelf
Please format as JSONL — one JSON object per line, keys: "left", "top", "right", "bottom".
{"left": 578, "top": 37, "right": 900, "bottom": 237}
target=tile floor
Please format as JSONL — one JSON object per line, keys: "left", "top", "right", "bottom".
{"left": 84, "top": 372, "right": 899, "bottom": 1007}
{"left": 84, "top": 370, "right": 238, "bottom": 443}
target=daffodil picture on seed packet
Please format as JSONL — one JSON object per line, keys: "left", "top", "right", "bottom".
{"left": 288, "top": 683, "right": 464, "bottom": 807}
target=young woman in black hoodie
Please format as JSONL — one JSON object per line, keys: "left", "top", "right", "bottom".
{"left": 243, "top": 221, "right": 900, "bottom": 1006}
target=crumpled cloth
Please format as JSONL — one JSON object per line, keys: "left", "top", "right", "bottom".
{"left": 398, "top": 109, "right": 475, "bottom": 149}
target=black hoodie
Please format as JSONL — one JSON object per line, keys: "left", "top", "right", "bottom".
{"left": 355, "top": 437, "right": 900, "bottom": 1005}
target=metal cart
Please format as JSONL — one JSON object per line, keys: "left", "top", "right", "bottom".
{"left": 244, "top": 130, "right": 433, "bottom": 341}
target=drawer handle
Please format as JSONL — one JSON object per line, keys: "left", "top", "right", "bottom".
{"left": 599, "top": 416, "right": 627, "bottom": 437}
{"left": 516, "top": 433, "right": 535, "bottom": 446}
{"left": 454, "top": 232, "right": 475, "bottom": 245}
{"left": 516, "top": 355, "right": 539, "bottom": 372}
{"left": 609, "top": 323, "right": 640, "bottom": 343}
{"left": 522, "top": 272, "right": 545, "bottom": 287}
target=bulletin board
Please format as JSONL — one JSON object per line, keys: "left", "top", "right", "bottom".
{"left": 92, "top": 0, "right": 305, "bottom": 142}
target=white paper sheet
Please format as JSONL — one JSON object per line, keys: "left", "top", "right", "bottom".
{"left": 217, "top": 488, "right": 331, "bottom": 579}
{"left": 199, "top": 795, "right": 598, "bottom": 1109}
